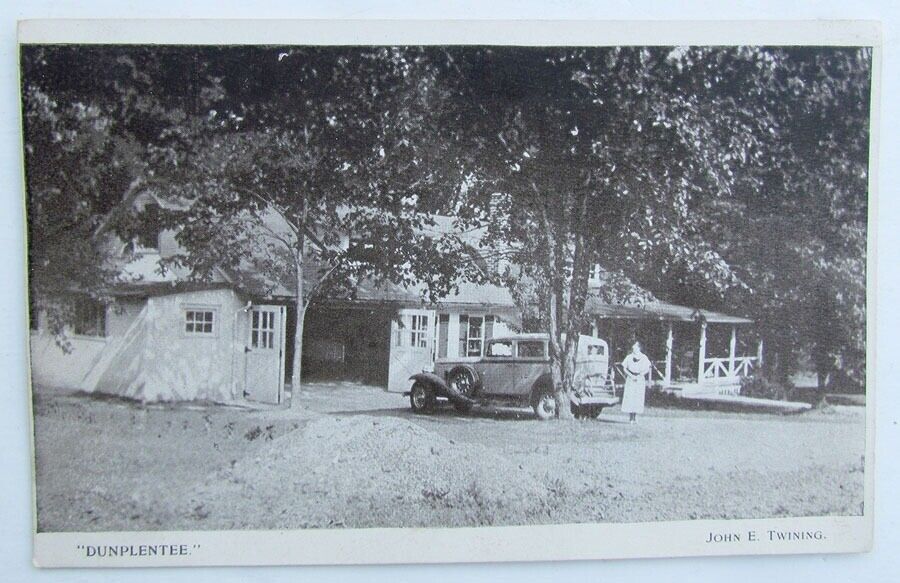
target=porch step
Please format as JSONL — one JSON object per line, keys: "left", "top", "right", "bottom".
{"left": 670, "top": 391, "right": 812, "bottom": 414}
{"left": 664, "top": 382, "right": 741, "bottom": 397}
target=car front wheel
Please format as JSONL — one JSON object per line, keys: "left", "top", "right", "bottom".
{"left": 410, "top": 382, "right": 435, "bottom": 414}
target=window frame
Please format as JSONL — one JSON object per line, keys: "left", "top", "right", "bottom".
{"left": 69, "top": 297, "right": 107, "bottom": 339}
{"left": 410, "top": 314, "right": 429, "bottom": 349}
{"left": 249, "top": 308, "right": 277, "bottom": 349}
{"left": 458, "top": 314, "right": 498, "bottom": 358}
{"left": 182, "top": 305, "right": 219, "bottom": 338}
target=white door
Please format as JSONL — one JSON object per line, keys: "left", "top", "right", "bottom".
{"left": 387, "top": 308, "right": 436, "bottom": 393}
{"left": 244, "top": 305, "right": 286, "bottom": 404}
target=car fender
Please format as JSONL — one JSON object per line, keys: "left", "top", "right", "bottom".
{"left": 409, "top": 372, "right": 477, "bottom": 406}
{"left": 530, "top": 372, "right": 554, "bottom": 400}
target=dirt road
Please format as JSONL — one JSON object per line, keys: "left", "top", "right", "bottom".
{"left": 298, "top": 382, "right": 866, "bottom": 523}
{"left": 31, "top": 382, "right": 865, "bottom": 531}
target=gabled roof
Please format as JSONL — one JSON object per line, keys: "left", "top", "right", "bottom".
{"left": 106, "top": 196, "right": 749, "bottom": 324}
{"left": 316, "top": 278, "right": 518, "bottom": 313}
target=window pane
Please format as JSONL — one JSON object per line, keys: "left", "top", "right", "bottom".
{"left": 468, "top": 316, "right": 483, "bottom": 337}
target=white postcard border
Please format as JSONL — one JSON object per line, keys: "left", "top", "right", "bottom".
{"left": 20, "top": 18, "right": 880, "bottom": 568}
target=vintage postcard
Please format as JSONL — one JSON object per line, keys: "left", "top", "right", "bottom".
{"left": 20, "top": 19, "right": 878, "bottom": 567}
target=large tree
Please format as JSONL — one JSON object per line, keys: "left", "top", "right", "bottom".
{"left": 428, "top": 46, "right": 870, "bottom": 415}
{"left": 154, "top": 47, "right": 478, "bottom": 394}
{"left": 693, "top": 48, "right": 871, "bottom": 390}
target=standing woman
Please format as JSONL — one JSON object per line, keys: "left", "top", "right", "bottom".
{"left": 621, "top": 341, "right": 651, "bottom": 424}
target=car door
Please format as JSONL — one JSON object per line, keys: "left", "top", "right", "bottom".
{"left": 515, "top": 339, "right": 549, "bottom": 396}
{"left": 478, "top": 338, "right": 517, "bottom": 396}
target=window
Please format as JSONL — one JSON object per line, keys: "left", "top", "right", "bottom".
{"left": 517, "top": 341, "right": 546, "bottom": 359}
{"left": 185, "top": 309, "right": 215, "bottom": 336}
{"left": 410, "top": 314, "right": 429, "bottom": 348}
{"left": 586, "top": 343, "right": 606, "bottom": 357}
{"left": 486, "top": 340, "right": 513, "bottom": 357}
{"left": 71, "top": 297, "right": 106, "bottom": 337}
{"left": 458, "top": 314, "right": 495, "bottom": 357}
{"left": 250, "top": 310, "right": 275, "bottom": 348}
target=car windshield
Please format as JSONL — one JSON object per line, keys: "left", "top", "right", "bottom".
{"left": 486, "top": 340, "right": 513, "bottom": 357}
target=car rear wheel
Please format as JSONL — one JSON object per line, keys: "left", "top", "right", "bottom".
{"left": 410, "top": 383, "right": 435, "bottom": 414}
{"left": 532, "top": 389, "right": 557, "bottom": 421}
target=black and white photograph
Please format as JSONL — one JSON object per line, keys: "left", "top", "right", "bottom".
{"left": 19, "top": 20, "right": 877, "bottom": 567}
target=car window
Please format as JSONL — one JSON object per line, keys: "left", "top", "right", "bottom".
{"left": 486, "top": 340, "right": 513, "bottom": 357}
{"left": 586, "top": 344, "right": 606, "bottom": 356}
{"left": 517, "top": 341, "right": 546, "bottom": 358}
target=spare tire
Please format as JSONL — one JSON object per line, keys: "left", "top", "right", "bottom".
{"left": 447, "top": 365, "right": 481, "bottom": 399}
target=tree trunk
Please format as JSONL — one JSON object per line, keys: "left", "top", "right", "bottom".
{"left": 546, "top": 286, "right": 575, "bottom": 420}
{"left": 553, "top": 349, "right": 577, "bottom": 420}
{"left": 289, "top": 258, "right": 305, "bottom": 404}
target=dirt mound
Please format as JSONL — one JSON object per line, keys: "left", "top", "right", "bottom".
{"left": 178, "top": 415, "right": 555, "bottom": 529}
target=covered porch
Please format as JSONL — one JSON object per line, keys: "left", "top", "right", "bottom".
{"left": 586, "top": 297, "right": 761, "bottom": 395}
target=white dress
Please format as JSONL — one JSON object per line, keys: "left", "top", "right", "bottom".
{"left": 621, "top": 353, "right": 650, "bottom": 414}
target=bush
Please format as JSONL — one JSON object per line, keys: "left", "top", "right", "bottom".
{"left": 740, "top": 375, "right": 792, "bottom": 401}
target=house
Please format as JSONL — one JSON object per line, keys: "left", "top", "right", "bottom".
{"left": 28, "top": 195, "right": 521, "bottom": 404}
{"left": 29, "top": 196, "right": 760, "bottom": 404}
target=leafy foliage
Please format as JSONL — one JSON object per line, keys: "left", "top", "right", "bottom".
{"left": 21, "top": 45, "right": 870, "bottom": 400}
{"left": 422, "top": 46, "right": 871, "bottom": 406}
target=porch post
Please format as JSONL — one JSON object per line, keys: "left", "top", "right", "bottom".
{"left": 591, "top": 321, "right": 599, "bottom": 338}
{"left": 729, "top": 325, "right": 737, "bottom": 376}
{"left": 664, "top": 322, "right": 673, "bottom": 385}
{"left": 697, "top": 321, "right": 707, "bottom": 384}
{"left": 757, "top": 338, "right": 764, "bottom": 366}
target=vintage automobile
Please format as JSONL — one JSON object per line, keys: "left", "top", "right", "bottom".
{"left": 407, "top": 333, "right": 619, "bottom": 420}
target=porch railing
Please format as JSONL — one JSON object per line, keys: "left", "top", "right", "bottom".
{"left": 701, "top": 355, "right": 758, "bottom": 383}
{"left": 608, "top": 356, "right": 758, "bottom": 387}
{"left": 609, "top": 360, "right": 668, "bottom": 385}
